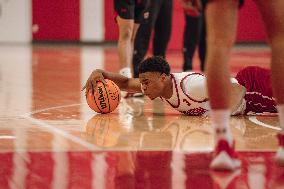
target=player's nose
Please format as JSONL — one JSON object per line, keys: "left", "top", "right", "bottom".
{"left": 142, "top": 85, "right": 147, "bottom": 91}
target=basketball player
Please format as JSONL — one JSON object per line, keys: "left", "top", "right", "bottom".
{"left": 83, "top": 56, "right": 277, "bottom": 117}
{"left": 114, "top": 0, "right": 149, "bottom": 97}
{"left": 204, "top": 0, "right": 284, "bottom": 171}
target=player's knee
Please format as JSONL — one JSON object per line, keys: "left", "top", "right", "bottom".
{"left": 119, "top": 27, "right": 133, "bottom": 41}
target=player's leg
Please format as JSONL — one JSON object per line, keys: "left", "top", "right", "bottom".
{"left": 235, "top": 66, "right": 277, "bottom": 114}
{"left": 117, "top": 17, "right": 135, "bottom": 78}
{"left": 255, "top": 0, "right": 284, "bottom": 165}
{"left": 130, "top": 22, "right": 140, "bottom": 69}
{"left": 122, "top": 0, "right": 148, "bottom": 97}
{"left": 132, "top": 0, "right": 160, "bottom": 78}
{"left": 153, "top": 0, "right": 173, "bottom": 58}
{"left": 198, "top": 12, "right": 206, "bottom": 72}
{"left": 114, "top": 0, "right": 136, "bottom": 78}
{"left": 132, "top": 22, "right": 151, "bottom": 78}
{"left": 182, "top": 14, "right": 201, "bottom": 71}
{"left": 205, "top": 0, "right": 240, "bottom": 171}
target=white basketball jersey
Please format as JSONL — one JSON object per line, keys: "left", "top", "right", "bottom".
{"left": 160, "top": 72, "right": 210, "bottom": 116}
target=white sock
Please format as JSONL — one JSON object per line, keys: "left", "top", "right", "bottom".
{"left": 277, "top": 104, "right": 284, "bottom": 133}
{"left": 119, "top": 67, "right": 132, "bottom": 78}
{"left": 210, "top": 109, "right": 232, "bottom": 145}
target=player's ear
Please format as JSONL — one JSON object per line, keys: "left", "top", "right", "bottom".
{"left": 160, "top": 73, "right": 167, "bottom": 81}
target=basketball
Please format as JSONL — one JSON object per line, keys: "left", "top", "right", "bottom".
{"left": 86, "top": 79, "right": 121, "bottom": 114}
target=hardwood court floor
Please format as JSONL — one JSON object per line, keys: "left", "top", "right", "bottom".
{"left": 0, "top": 44, "right": 282, "bottom": 189}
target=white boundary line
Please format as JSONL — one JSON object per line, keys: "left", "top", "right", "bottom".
{"left": 21, "top": 103, "right": 100, "bottom": 151}
{"left": 21, "top": 103, "right": 83, "bottom": 117}
{"left": 248, "top": 116, "right": 281, "bottom": 131}
{"left": 0, "top": 136, "right": 16, "bottom": 139}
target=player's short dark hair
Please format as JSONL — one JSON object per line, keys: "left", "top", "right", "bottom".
{"left": 138, "top": 56, "right": 171, "bottom": 75}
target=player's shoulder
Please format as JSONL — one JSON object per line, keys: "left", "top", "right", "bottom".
{"left": 172, "top": 72, "right": 206, "bottom": 92}
{"left": 171, "top": 71, "right": 204, "bottom": 79}
{"left": 171, "top": 72, "right": 205, "bottom": 86}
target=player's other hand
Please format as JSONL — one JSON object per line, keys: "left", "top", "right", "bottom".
{"left": 81, "top": 69, "right": 107, "bottom": 95}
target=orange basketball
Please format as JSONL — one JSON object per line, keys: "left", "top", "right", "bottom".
{"left": 86, "top": 79, "right": 121, "bottom": 114}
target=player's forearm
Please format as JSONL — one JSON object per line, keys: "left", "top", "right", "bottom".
{"left": 103, "top": 71, "right": 141, "bottom": 93}
{"left": 96, "top": 69, "right": 142, "bottom": 93}
{"left": 96, "top": 69, "right": 129, "bottom": 90}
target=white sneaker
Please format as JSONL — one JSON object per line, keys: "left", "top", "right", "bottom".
{"left": 121, "top": 91, "right": 144, "bottom": 98}
{"left": 210, "top": 140, "right": 241, "bottom": 171}
{"left": 119, "top": 67, "right": 132, "bottom": 78}
{"left": 275, "top": 134, "right": 284, "bottom": 166}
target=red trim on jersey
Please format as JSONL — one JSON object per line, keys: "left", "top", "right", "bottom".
{"left": 165, "top": 74, "right": 180, "bottom": 108}
{"left": 180, "top": 73, "right": 209, "bottom": 103}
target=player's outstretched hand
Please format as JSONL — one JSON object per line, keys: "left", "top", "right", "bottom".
{"left": 81, "top": 69, "right": 107, "bottom": 95}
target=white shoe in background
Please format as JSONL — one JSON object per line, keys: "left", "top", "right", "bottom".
{"left": 119, "top": 67, "right": 144, "bottom": 98}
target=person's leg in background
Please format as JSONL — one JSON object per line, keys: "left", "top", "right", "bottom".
{"left": 114, "top": 0, "right": 139, "bottom": 78}
{"left": 182, "top": 12, "right": 201, "bottom": 71}
{"left": 205, "top": 0, "right": 240, "bottom": 171}
{"left": 198, "top": 11, "right": 206, "bottom": 72}
{"left": 116, "top": 16, "right": 136, "bottom": 78}
{"left": 153, "top": 0, "right": 173, "bottom": 58}
{"left": 132, "top": 21, "right": 151, "bottom": 78}
{"left": 115, "top": 0, "right": 149, "bottom": 98}
{"left": 132, "top": 0, "right": 161, "bottom": 78}
{"left": 255, "top": 0, "right": 284, "bottom": 165}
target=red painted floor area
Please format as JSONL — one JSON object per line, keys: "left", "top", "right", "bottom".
{"left": 0, "top": 151, "right": 283, "bottom": 189}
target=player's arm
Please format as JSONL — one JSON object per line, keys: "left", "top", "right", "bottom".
{"left": 82, "top": 69, "right": 142, "bottom": 94}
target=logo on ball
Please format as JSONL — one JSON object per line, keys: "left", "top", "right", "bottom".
{"left": 98, "top": 86, "right": 107, "bottom": 109}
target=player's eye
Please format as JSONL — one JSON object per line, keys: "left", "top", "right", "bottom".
{"left": 142, "top": 81, "right": 149, "bottom": 86}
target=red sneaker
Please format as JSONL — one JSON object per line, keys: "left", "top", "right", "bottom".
{"left": 210, "top": 140, "right": 241, "bottom": 171}
{"left": 275, "top": 133, "right": 284, "bottom": 166}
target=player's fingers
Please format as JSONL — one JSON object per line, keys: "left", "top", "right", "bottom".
{"left": 100, "top": 77, "right": 108, "bottom": 86}
{"left": 91, "top": 82, "right": 96, "bottom": 95}
{"left": 91, "top": 81, "right": 98, "bottom": 95}
{"left": 81, "top": 84, "right": 86, "bottom": 91}
{"left": 82, "top": 78, "right": 91, "bottom": 91}
{"left": 85, "top": 82, "right": 90, "bottom": 96}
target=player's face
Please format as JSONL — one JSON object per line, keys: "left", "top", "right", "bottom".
{"left": 139, "top": 72, "right": 166, "bottom": 100}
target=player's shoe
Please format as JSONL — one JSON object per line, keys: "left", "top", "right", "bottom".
{"left": 275, "top": 133, "right": 284, "bottom": 166}
{"left": 210, "top": 140, "right": 241, "bottom": 171}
